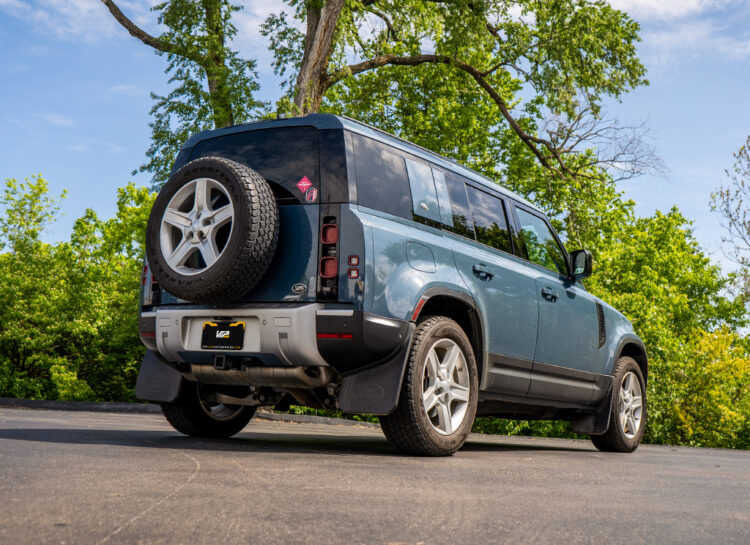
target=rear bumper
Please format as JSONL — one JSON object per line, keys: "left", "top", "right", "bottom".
{"left": 139, "top": 304, "right": 410, "bottom": 373}
{"left": 141, "top": 304, "right": 329, "bottom": 367}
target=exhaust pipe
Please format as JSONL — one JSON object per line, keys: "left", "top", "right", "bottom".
{"left": 190, "top": 363, "right": 334, "bottom": 389}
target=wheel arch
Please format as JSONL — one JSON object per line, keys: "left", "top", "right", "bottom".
{"left": 412, "top": 287, "right": 485, "bottom": 386}
{"left": 617, "top": 339, "right": 649, "bottom": 384}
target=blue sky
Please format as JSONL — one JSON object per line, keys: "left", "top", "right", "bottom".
{"left": 1, "top": 0, "right": 749, "bottom": 272}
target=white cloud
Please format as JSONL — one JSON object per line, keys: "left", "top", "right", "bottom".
{"left": 643, "top": 19, "right": 750, "bottom": 64}
{"left": 609, "top": 0, "right": 739, "bottom": 21}
{"left": 0, "top": 0, "right": 160, "bottom": 42}
{"left": 232, "top": 0, "right": 289, "bottom": 58}
{"left": 35, "top": 113, "right": 74, "bottom": 126}
{"left": 108, "top": 84, "right": 145, "bottom": 96}
{"left": 67, "top": 139, "right": 125, "bottom": 153}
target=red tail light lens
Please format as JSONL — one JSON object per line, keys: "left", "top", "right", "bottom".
{"left": 321, "top": 224, "right": 339, "bottom": 244}
{"left": 320, "top": 257, "right": 338, "bottom": 278}
{"left": 317, "top": 333, "right": 353, "bottom": 339}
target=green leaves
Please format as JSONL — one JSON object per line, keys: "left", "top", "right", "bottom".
{"left": 133, "top": 1, "right": 266, "bottom": 185}
{"left": 0, "top": 177, "right": 154, "bottom": 402}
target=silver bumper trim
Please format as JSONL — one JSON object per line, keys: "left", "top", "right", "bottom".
{"left": 151, "top": 304, "right": 328, "bottom": 367}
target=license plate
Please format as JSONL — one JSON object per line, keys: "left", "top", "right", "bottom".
{"left": 201, "top": 321, "right": 245, "bottom": 350}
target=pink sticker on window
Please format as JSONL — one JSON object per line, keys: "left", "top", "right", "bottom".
{"left": 297, "top": 176, "right": 312, "bottom": 193}
{"left": 305, "top": 187, "right": 318, "bottom": 203}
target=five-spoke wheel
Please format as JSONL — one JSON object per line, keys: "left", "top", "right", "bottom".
{"left": 380, "top": 316, "right": 478, "bottom": 456}
{"left": 159, "top": 177, "right": 234, "bottom": 275}
{"left": 591, "top": 356, "right": 647, "bottom": 452}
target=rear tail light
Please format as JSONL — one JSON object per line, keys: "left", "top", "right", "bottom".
{"left": 320, "top": 257, "right": 338, "bottom": 278}
{"left": 318, "top": 216, "right": 339, "bottom": 298}
{"left": 321, "top": 224, "right": 339, "bottom": 244}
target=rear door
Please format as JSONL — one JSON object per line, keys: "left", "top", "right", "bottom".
{"left": 511, "top": 205, "right": 599, "bottom": 402}
{"left": 439, "top": 176, "right": 538, "bottom": 396}
{"left": 187, "top": 126, "right": 323, "bottom": 303}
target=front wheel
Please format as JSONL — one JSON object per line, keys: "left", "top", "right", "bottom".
{"left": 379, "top": 316, "right": 479, "bottom": 456}
{"left": 161, "top": 382, "right": 256, "bottom": 438}
{"left": 591, "top": 356, "right": 647, "bottom": 453}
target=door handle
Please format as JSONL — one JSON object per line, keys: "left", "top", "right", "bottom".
{"left": 472, "top": 264, "right": 494, "bottom": 280}
{"left": 541, "top": 287, "right": 558, "bottom": 302}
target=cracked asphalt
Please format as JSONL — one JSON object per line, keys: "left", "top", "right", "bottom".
{"left": 0, "top": 407, "right": 748, "bottom": 545}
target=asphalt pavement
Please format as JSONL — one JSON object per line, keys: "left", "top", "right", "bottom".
{"left": 0, "top": 407, "right": 748, "bottom": 545}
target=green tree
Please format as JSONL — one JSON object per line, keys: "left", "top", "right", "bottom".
{"left": 0, "top": 176, "right": 155, "bottom": 401}
{"left": 712, "top": 135, "right": 750, "bottom": 297}
{"left": 101, "top": 0, "right": 265, "bottom": 183}
{"left": 264, "top": 0, "right": 653, "bottom": 183}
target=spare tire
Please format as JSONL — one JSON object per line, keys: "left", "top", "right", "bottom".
{"left": 145, "top": 156, "right": 279, "bottom": 304}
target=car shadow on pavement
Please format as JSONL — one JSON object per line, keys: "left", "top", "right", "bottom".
{"left": 0, "top": 426, "right": 591, "bottom": 456}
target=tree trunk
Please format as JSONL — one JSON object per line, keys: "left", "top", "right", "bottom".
{"left": 203, "top": 0, "right": 234, "bottom": 128}
{"left": 293, "top": 0, "right": 345, "bottom": 115}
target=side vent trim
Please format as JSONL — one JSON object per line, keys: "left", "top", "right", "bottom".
{"left": 596, "top": 302, "right": 606, "bottom": 349}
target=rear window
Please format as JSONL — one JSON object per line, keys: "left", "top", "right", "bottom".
{"left": 352, "top": 134, "right": 412, "bottom": 219}
{"left": 189, "top": 127, "right": 320, "bottom": 205}
{"left": 406, "top": 158, "right": 441, "bottom": 224}
{"left": 466, "top": 186, "right": 512, "bottom": 254}
{"left": 442, "top": 174, "right": 474, "bottom": 239}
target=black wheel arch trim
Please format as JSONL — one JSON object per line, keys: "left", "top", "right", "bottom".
{"left": 614, "top": 335, "right": 649, "bottom": 383}
{"left": 412, "top": 286, "right": 487, "bottom": 388}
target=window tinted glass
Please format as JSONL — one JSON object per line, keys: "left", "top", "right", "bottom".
{"left": 516, "top": 208, "right": 567, "bottom": 274}
{"left": 466, "top": 186, "right": 512, "bottom": 253}
{"left": 406, "top": 158, "right": 441, "bottom": 223}
{"left": 432, "top": 169, "right": 455, "bottom": 227}
{"left": 443, "top": 175, "right": 474, "bottom": 238}
{"left": 190, "top": 127, "right": 319, "bottom": 205}
{"left": 352, "top": 134, "right": 411, "bottom": 219}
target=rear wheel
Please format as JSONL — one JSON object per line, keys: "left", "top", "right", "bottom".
{"left": 161, "top": 382, "right": 256, "bottom": 438}
{"left": 379, "top": 317, "right": 478, "bottom": 456}
{"left": 591, "top": 356, "right": 646, "bottom": 453}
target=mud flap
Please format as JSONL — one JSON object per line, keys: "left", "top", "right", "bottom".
{"left": 338, "top": 323, "right": 415, "bottom": 415}
{"left": 135, "top": 350, "right": 183, "bottom": 403}
{"left": 571, "top": 375, "right": 614, "bottom": 435}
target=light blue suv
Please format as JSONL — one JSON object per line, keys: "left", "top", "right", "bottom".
{"left": 136, "top": 114, "right": 648, "bottom": 456}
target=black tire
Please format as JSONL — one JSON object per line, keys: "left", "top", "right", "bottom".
{"left": 379, "top": 317, "right": 479, "bottom": 456}
{"left": 591, "top": 356, "right": 647, "bottom": 453}
{"left": 161, "top": 382, "right": 256, "bottom": 438}
{"left": 146, "top": 156, "right": 279, "bottom": 304}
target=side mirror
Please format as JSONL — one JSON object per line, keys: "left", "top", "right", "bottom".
{"left": 570, "top": 249, "right": 593, "bottom": 280}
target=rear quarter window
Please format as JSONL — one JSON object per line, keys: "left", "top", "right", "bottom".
{"left": 189, "top": 126, "right": 320, "bottom": 205}
{"left": 441, "top": 174, "right": 475, "bottom": 239}
{"left": 352, "top": 134, "right": 412, "bottom": 219}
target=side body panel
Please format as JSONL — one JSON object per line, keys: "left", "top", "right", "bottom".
{"left": 448, "top": 233, "right": 538, "bottom": 396}
{"left": 357, "top": 207, "right": 468, "bottom": 321}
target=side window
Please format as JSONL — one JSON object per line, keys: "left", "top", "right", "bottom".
{"left": 466, "top": 186, "right": 513, "bottom": 254}
{"left": 405, "top": 158, "right": 441, "bottom": 223}
{"left": 352, "top": 134, "right": 411, "bottom": 219}
{"left": 443, "top": 174, "right": 474, "bottom": 238}
{"left": 431, "top": 169, "right": 455, "bottom": 227}
{"left": 515, "top": 208, "right": 568, "bottom": 275}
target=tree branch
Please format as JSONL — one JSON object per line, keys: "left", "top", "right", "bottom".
{"left": 327, "top": 53, "right": 569, "bottom": 178}
{"left": 100, "top": 0, "right": 168, "bottom": 53}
